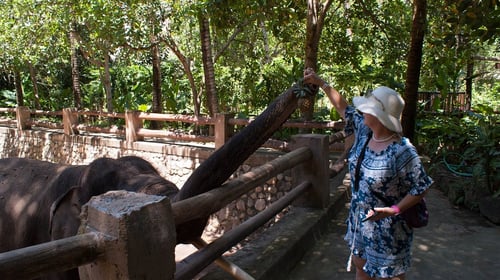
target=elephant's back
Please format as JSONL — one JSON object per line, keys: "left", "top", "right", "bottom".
{"left": 0, "top": 158, "right": 81, "bottom": 252}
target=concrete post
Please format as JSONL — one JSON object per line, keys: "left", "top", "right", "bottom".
{"left": 125, "top": 110, "right": 143, "bottom": 147}
{"left": 78, "top": 191, "right": 176, "bottom": 280}
{"left": 63, "top": 108, "right": 79, "bottom": 135}
{"left": 290, "top": 134, "right": 329, "bottom": 208}
{"left": 16, "top": 106, "right": 31, "bottom": 131}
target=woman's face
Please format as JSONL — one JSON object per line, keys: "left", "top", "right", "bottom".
{"left": 363, "top": 113, "right": 387, "bottom": 131}
{"left": 363, "top": 113, "right": 383, "bottom": 130}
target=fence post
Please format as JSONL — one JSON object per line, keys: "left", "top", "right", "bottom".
{"left": 214, "top": 113, "right": 234, "bottom": 149}
{"left": 16, "top": 106, "right": 31, "bottom": 131}
{"left": 78, "top": 191, "right": 176, "bottom": 280}
{"left": 63, "top": 108, "right": 79, "bottom": 135}
{"left": 290, "top": 134, "right": 329, "bottom": 208}
{"left": 125, "top": 110, "right": 143, "bottom": 147}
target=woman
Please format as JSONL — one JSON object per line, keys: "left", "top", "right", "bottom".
{"left": 303, "top": 68, "right": 433, "bottom": 280}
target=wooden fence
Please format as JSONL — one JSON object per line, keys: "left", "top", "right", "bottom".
{"left": 0, "top": 106, "right": 346, "bottom": 151}
{"left": 418, "top": 91, "right": 469, "bottom": 113}
{"left": 0, "top": 134, "right": 342, "bottom": 279}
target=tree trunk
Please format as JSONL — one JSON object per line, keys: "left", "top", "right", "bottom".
{"left": 14, "top": 70, "right": 23, "bottom": 106}
{"left": 102, "top": 53, "right": 113, "bottom": 113}
{"left": 465, "top": 60, "right": 473, "bottom": 111}
{"left": 27, "top": 62, "right": 41, "bottom": 110}
{"left": 402, "top": 0, "right": 427, "bottom": 142}
{"left": 198, "top": 12, "right": 219, "bottom": 117}
{"left": 165, "top": 37, "right": 201, "bottom": 116}
{"left": 302, "top": 0, "right": 332, "bottom": 131}
{"left": 151, "top": 43, "right": 163, "bottom": 129}
{"left": 70, "top": 26, "right": 82, "bottom": 110}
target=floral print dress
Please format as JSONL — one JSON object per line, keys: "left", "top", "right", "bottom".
{"left": 343, "top": 106, "right": 433, "bottom": 278}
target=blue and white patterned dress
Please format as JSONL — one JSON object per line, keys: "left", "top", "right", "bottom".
{"left": 343, "top": 106, "right": 433, "bottom": 278}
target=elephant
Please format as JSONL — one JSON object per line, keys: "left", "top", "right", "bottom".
{"left": 0, "top": 156, "right": 179, "bottom": 280}
{"left": 0, "top": 81, "right": 315, "bottom": 279}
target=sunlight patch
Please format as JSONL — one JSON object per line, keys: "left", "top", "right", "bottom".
{"left": 417, "top": 244, "right": 429, "bottom": 251}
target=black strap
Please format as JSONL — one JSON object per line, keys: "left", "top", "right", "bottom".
{"left": 353, "top": 133, "right": 371, "bottom": 192}
{"left": 372, "top": 190, "right": 392, "bottom": 206}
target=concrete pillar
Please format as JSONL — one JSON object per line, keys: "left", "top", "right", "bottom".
{"left": 63, "top": 108, "right": 79, "bottom": 135}
{"left": 125, "top": 110, "right": 143, "bottom": 147}
{"left": 214, "top": 113, "right": 234, "bottom": 149}
{"left": 78, "top": 191, "right": 176, "bottom": 280}
{"left": 16, "top": 106, "right": 31, "bottom": 131}
{"left": 290, "top": 134, "right": 329, "bottom": 208}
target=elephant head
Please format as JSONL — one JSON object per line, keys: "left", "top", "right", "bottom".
{"left": 48, "top": 156, "right": 179, "bottom": 241}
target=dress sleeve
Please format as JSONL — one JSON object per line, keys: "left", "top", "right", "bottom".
{"left": 344, "top": 105, "right": 366, "bottom": 137}
{"left": 397, "top": 141, "right": 433, "bottom": 196}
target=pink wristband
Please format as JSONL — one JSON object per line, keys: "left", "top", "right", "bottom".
{"left": 391, "top": 205, "right": 401, "bottom": 215}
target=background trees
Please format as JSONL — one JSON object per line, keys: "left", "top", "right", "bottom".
{"left": 0, "top": 0, "right": 498, "bottom": 206}
{"left": 0, "top": 0, "right": 497, "bottom": 120}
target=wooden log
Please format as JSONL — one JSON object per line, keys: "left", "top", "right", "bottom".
{"left": 172, "top": 146, "right": 312, "bottom": 225}
{"left": 136, "top": 128, "right": 214, "bottom": 142}
{"left": 136, "top": 112, "right": 213, "bottom": 125}
{"left": 191, "top": 238, "right": 254, "bottom": 280}
{"left": 0, "top": 232, "right": 108, "bottom": 279}
{"left": 174, "top": 84, "right": 310, "bottom": 243}
{"left": 78, "top": 191, "right": 176, "bottom": 280}
{"left": 174, "top": 181, "right": 311, "bottom": 280}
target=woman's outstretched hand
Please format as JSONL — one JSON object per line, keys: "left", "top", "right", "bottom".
{"left": 303, "top": 68, "right": 323, "bottom": 87}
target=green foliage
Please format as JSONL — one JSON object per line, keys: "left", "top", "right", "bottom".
{"left": 0, "top": 0, "right": 497, "bottom": 129}
{"left": 417, "top": 103, "right": 499, "bottom": 196}
{"left": 0, "top": 90, "right": 16, "bottom": 107}
{"left": 113, "top": 64, "right": 152, "bottom": 112}
{"left": 292, "top": 78, "right": 315, "bottom": 98}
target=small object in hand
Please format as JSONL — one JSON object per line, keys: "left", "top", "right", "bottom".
{"left": 362, "top": 209, "right": 379, "bottom": 222}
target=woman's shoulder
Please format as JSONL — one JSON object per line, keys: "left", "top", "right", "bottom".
{"left": 394, "top": 137, "right": 421, "bottom": 165}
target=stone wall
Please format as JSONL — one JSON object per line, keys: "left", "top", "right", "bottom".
{"left": 0, "top": 126, "right": 292, "bottom": 240}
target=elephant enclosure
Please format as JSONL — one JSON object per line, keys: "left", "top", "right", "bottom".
{"left": 0, "top": 84, "right": 350, "bottom": 279}
{"left": 0, "top": 134, "right": 346, "bottom": 279}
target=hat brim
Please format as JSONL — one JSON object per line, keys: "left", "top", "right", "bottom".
{"left": 353, "top": 96, "right": 402, "bottom": 133}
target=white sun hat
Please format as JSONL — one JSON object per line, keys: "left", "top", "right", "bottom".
{"left": 353, "top": 86, "right": 405, "bottom": 133}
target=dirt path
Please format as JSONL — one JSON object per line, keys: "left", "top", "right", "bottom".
{"left": 288, "top": 188, "right": 500, "bottom": 280}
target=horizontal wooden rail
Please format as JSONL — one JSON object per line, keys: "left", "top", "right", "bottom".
{"left": 175, "top": 180, "right": 311, "bottom": 280}
{"left": 0, "top": 108, "right": 16, "bottom": 113}
{"left": 28, "top": 119, "right": 63, "bottom": 130}
{"left": 172, "top": 146, "right": 312, "bottom": 225}
{"left": 76, "top": 124, "right": 126, "bottom": 136}
{"left": 136, "top": 128, "right": 214, "bottom": 142}
{"left": 228, "top": 118, "right": 344, "bottom": 129}
{"left": 137, "top": 112, "right": 213, "bottom": 125}
{"left": 0, "top": 232, "right": 111, "bottom": 279}
{"left": 0, "top": 107, "right": 347, "bottom": 152}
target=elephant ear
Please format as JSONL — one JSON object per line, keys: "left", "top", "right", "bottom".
{"left": 49, "top": 186, "right": 82, "bottom": 240}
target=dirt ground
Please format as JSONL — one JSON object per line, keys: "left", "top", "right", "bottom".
{"left": 287, "top": 187, "right": 500, "bottom": 280}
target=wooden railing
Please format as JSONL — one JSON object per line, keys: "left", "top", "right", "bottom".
{"left": 418, "top": 91, "right": 469, "bottom": 113}
{"left": 0, "top": 107, "right": 345, "bottom": 151}
{"left": 0, "top": 134, "right": 344, "bottom": 279}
